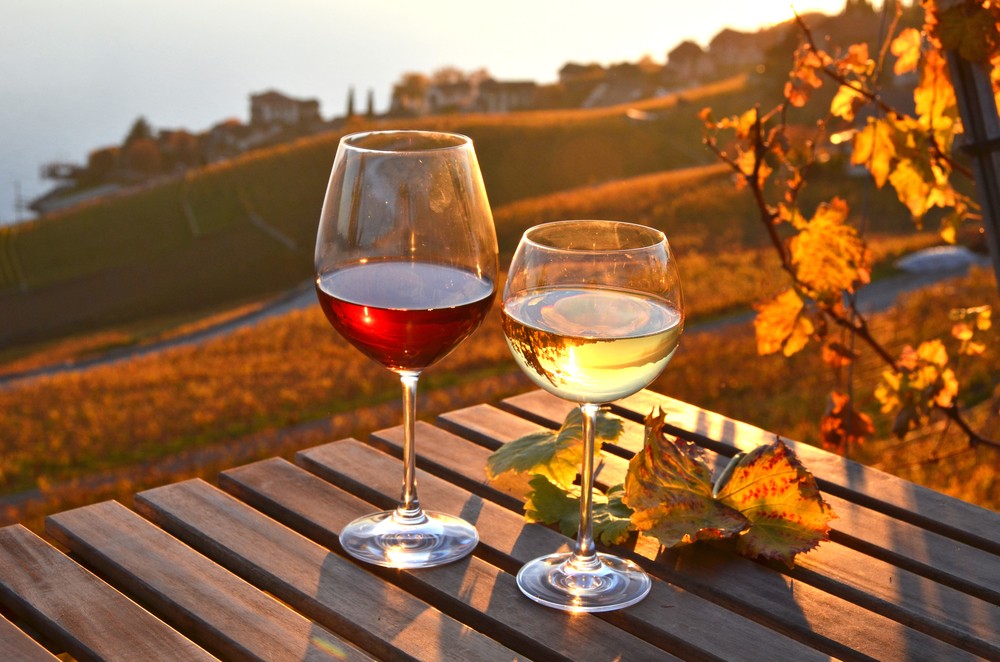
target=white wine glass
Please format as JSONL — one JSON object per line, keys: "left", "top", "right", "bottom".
{"left": 502, "top": 220, "right": 683, "bottom": 611}
{"left": 315, "top": 130, "right": 498, "bottom": 567}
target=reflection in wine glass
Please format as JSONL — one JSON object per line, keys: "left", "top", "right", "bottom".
{"left": 315, "top": 130, "right": 498, "bottom": 568}
{"left": 502, "top": 220, "right": 683, "bottom": 611}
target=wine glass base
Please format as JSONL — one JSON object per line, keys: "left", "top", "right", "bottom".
{"left": 516, "top": 551, "right": 651, "bottom": 612}
{"left": 338, "top": 510, "right": 479, "bottom": 568}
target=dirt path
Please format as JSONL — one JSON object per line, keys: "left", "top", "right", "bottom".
{"left": 1, "top": 253, "right": 989, "bottom": 389}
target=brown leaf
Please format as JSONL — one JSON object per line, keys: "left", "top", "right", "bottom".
{"left": 822, "top": 341, "right": 860, "bottom": 368}
{"left": 820, "top": 390, "right": 875, "bottom": 452}
{"left": 624, "top": 411, "right": 749, "bottom": 548}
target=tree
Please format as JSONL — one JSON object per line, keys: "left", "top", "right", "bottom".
{"left": 700, "top": 0, "right": 999, "bottom": 455}
{"left": 124, "top": 117, "right": 154, "bottom": 147}
{"left": 122, "top": 138, "right": 162, "bottom": 176}
{"left": 84, "top": 146, "right": 120, "bottom": 184}
{"left": 346, "top": 86, "right": 356, "bottom": 119}
{"left": 391, "top": 72, "right": 430, "bottom": 115}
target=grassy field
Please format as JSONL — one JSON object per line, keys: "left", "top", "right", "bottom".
{"left": 1, "top": 74, "right": 996, "bottom": 531}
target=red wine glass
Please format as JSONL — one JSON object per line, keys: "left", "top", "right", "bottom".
{"left": 315, "top": 130, "right": 498, "bottom": 567}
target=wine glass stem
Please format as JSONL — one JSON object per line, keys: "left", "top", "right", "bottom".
{"left": 571, "top": 403, "right": 602, "bottom": 571}
{"left": 394, "top": 371, "right": 427, "bottom": 525}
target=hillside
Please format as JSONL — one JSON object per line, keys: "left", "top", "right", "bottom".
{"left": 0, "top": 77, "right": 755, "bottom": 352}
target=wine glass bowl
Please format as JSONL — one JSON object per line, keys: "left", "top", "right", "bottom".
{"left": 502, "top": 219, "right": 683, "bottom": 611}
{"left": 315, "top": 130, "right": 498, "bottom": 568}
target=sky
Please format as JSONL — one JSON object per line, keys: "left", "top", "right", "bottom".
{"left": 0, "top": 0, "right": 849, "bottom": 223}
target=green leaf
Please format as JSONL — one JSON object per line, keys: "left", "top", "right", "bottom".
{"left": 595, "top": 484, "right": 635, "bottom": 545}
{"left": 624, "top": 411, "right": 749, "bottom": 547}
{"left": 524, "top": 475, "right": 634, "bottom": 546}
{"left": 486, "top": 407, "right": 624, "bottom": 489}
{"left": 713, "top": 439, "right": 836, "bottom": 567}
{"left": 524, "top": 474, "right": 579, "bottom": 535}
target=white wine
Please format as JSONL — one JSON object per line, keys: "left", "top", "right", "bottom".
{"left": 502, "top": 287, "right": 682, "bottom": 404}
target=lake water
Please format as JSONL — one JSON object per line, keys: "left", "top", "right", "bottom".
{"left": 0, "top": 0, "right": 843, "bottom": 225}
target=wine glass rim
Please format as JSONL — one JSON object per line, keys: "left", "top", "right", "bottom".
{"left": 522, "top": 220, "right": 667, "bottom": 252}
{"left": 340, "top": 129, "right": 472, "bottom": 153}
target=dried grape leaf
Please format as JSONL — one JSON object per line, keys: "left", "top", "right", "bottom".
{"left": 486, "top": 406, "right": 623, "bottom": 490}
{"left": 624, "top": 411, "right": 749, "bottom": 548}
{"left": 820, "top": 390, "right": 875, "bottom": 452}
{"left": 713, "top": 439, "right": 836, "bottom": 567}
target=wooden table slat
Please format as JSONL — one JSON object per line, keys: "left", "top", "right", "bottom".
{"left": 46, "top": 501, "right": 370, "bottom": 662}
{"left": 0, "top": 524, "right": 215, "bottom": 662}
{"left": 217, "top": 458, "right": 678, "bottom": 662}
{"left": 370, "top": 421, "right": 529, "bottom": 512}
{"left": 0, "top": 613, "right": 60, "bottom": 661}
{"left": 135, "top": 477, "right": 530, "bottom": 662}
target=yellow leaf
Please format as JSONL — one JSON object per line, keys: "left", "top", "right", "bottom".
{"left": 916, "top": 338, "right": 948, "bottom": 368}
{"left": 735, "top": 109, "right": 758, "bottom": 140}
{"left": 951, "top": 321, "right": 974, "bottom": 342}
{"left": 736, "top": 148, "right": 757, "bottom": 177}
{"left": 754, "top": 289, "right": 813, "bottom": 356}
{"left": 915, "top": 49, "right": 958, "bottom": 132}
{"left": 977, "top": 307, "right": 992, "bottom": 331}
{"left": 891, "top": 28, "right": 922, "bottom": 75}
{"left": 843, "top": 43, "right": 872, "bottom": 75}
{"left": 889, "top": 158, "right": 933, "bottom": 218}
{"left": 852, "top": 119, "right": 895, "bottom": 188}
{"left": 790, "top": 198, "right": 871, "bottom": 297}
{"left": 820, "top": 390, "right": 874, "bottom": 452}
{"left": 830, "top": 84, "right": 865, "bottom": 121}
{"left": 935, "top": 368, "right": 959, "bottom": 408}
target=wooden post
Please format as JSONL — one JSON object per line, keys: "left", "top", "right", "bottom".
{"left": 947, "top": 50, "right": 1000, "bottom": 288}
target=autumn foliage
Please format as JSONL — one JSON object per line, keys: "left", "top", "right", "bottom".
{"left": 700, "top": 0, "right": 999, "bottom": 454}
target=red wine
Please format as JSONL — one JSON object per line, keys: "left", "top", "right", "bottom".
{"left": 316, "top": 261, "right": 495, "bottom": 372}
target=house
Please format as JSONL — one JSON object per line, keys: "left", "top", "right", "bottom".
{"left": 708, "top": 28, "right": 783, "bottom": 74}
{"left": 249, "top": 90, "right": 321, "bottom": 127}
{"left": 666, "top": 40, "right": 716, "bottom": 84}
{"left": 426, "top": 80, "right": 478, "bottom": 114}
{"left": 476, "top": 80, "right": 537, "bottom": 113}
{"left": 558, "top": 62, "right": 606, "bottom": 85}
{"left": 203, "top": 118, "right": 281, "bottom": 162}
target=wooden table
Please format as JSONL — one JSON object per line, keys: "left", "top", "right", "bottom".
{"left": 0, "top": 388, "right": 997, "bottom": 661}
